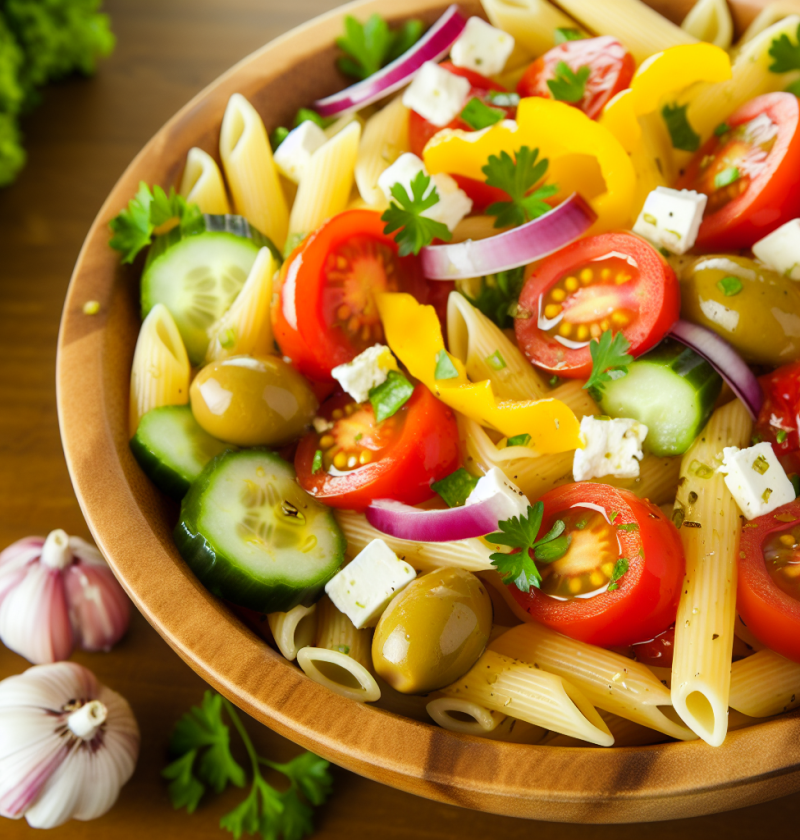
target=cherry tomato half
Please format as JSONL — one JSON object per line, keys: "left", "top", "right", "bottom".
{"left": 509, "top": 484, "right": 685, "bottom": 647}
{"left": 271, "top": 210, "right": 426, "bottom": 382}
{"left": 408, "top": 62, "right": 514, "bottom": 157}
{"left": 514, "top": 232, "right": 680, "bottom": 378}
{"left": 755, "top": 361, "right": 800, "bottom": 472}
{"left": 295, "top": 385, "right": 460, "bottom": 512}
{"left": 738, "top": 500, "right": 800, "bottom": 663}
{"left": 517, "top": 36, "right": 635, "bottom": 121}
{"left": 676, "top": 92, "right": 800, "bottom": 250}
{"left": 632, "top": 626, "right": 675, "bottom": 669}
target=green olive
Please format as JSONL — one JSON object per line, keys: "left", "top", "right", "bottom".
{"left": 679, "top": 256, "right": 800, "bottom": 366}
{"left": 372, "top": 567, "right": 493, "bottom": 695}
{"left": 190, "top": 355, "right": 317, "bottom": 446}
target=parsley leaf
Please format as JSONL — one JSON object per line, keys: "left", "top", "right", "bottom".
{"left": 482, "top": 146, "right": 558, "bottom": 229}
{"left": 555, "top": 27, "right": 585, "bottom": 44}
{"left": 662, "top": 102, "right": 701, "bottom": 153}
{"left": 381, "top": 170, "right": 452, "bottom": 256}
{"left": 336, "top": 14, "right": 424, "bottom": 80}
{"left": 434, "top": 349, "right": 459, "bottom": 380}
{"left": 507, "top": 433, "right": 531, "bottom": 447}
{"left": 460, "top": 97, "right": 505, "bottom": 130}
{"left": 606, "top": 558, "right": 629, "bottom": 591}
{"left": 462, "top": 266, "right": 526, "bottom": 329}
{"left": 547, "top": 61, "right": 591, "bottom": 103}
{"left": 432, "top": 467, "right": 479, "bottom": 508}
{"left": 486, "top": 502, "right": 571, "bottom": 593}
{"left": 769, "top": 23, "right": 800, "bottom": 73}
{"left": 109, "top": 181, "right": 202, "bottom": 264}
{"left": 583, "top": 330, "right": 633, "bottom": 402}
{"left": 311, "top": 450, "right": 323, "bottom": 473}
{"left": 369, "top": 369, "right": 414, "bottom": 422}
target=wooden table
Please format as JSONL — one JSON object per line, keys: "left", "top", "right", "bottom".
{"left": 1, "top": 0, "right": 799, "bottom": 836}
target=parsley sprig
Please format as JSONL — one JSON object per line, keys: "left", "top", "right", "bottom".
{"left": 481, "top": 146, "right": 558, "bottom": 229}
{"left": 547, "top": 61, "right": 591, "bottom": 103}
{"left": 583, "top": 330, "right": 633, "bottom": 402}
{"left": 662, "top": 102, "right": 700, "bottom": 153}
{"left": 163, "top": 691, "right": 332, "bottom": 840}
{"left": 109, "top": 182, "right": 201, "bottom": 264}
{"left": 769, "top": 23, "right": 800, "bottom": 73}
{"left": 462, "top": 266, "right": 526, "bottom": 329}
{"left": 381, "top": 171, "right": 452, "bottom": 256}
{"left": 336, "top": 14, "right": 424, "bottom": 80}
{"left": 487, "top": 502, "right": 571, "bottom": 593}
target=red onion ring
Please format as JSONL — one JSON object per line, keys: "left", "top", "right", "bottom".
{"left": 669, "top": 319, "right": 763, "bottom": 419}
{"left": 420, "top": 193, "right": 597, "bottom": 280}
{"left": 314, "top": 5, "right": 467, "bottom": 117}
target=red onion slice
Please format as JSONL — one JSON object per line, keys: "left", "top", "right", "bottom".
{"left": 421, "top": 193, "right": 597, "bottom": 280}
{"left": 366, "top": 495, "right": 511, "bottom": 542}
{"left": 314, "top": 5, "right": 467, "bottom": 117}
{"left": 670, "top": 318, "right": 763, "bottom": 419}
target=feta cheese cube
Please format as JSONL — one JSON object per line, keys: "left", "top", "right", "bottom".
{"left": 632, "top": 187, "right": 707, "bottom": 255}
{"left": 573, "top": 416, "right": 648, "bottom": 482}
{"left": 753, "top": 220, "right": 800, "bottom": 280}
{"left": 272, "top": 120, "right": 327, "bottom": 183}
{"left": 377, "top": 153, "right": 472, "bottom": 232}
{"left": 719, "top": 442, "right": 795, "bottom": 520}
{"left": 325, "top": 539, "right": 416, "bottom": 628}
{"left": 450, "top": 17, "right": 515, "bottom": 76}
{"left": 465, "top": 467, "right": 530, "bottom": 520}
{"left": 402, "top": 61, "right": 471, "bottom": 127}
{"left": 331, "top": 344, "right": 397, "bottom": 403}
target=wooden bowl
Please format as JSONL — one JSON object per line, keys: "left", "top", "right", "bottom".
{"left": 57, "top": 0, "right": 800, "bottom": 822}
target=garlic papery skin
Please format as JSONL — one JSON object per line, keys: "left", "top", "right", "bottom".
{"left": 0, "top": 531, "right": 131, "bottom": 664}
{"left": 0, "top": 662, "right": 140, "bottom": 828}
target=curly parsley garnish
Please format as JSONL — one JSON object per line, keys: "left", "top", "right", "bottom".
{"left": 583, "top": 330, "right": 634, "bottom": 402}
{"left": 481, "top": 146, "right": 558, "bottom": 229}
{"left": 336, "top": 14, "right": 424, "bottom": 80}
{"left": 487, "top": 502, "right": 571, "bottom": 593}
{"left": 547, "top": 61, "right": 591, "bottom": 103}
{"left": 381, "top": 171, "right": 452, "bottom": 256}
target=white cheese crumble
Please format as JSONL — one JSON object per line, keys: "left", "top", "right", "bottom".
{"left": 465, "top": 467, "right": 530, "bottom": 520}
{"left": 325, "top": 539, "right": 416, "bottom": 629}
{"left": 632, "top": 187, "right": 707, "bottom": 255}
{"left": 330, "top": 344, "right": 397, "bottom": 404}
{"left": 377, "top": 152, "right": 472, "bottom": 232}
{"left": 402, "top": 61, "right": 471, "bottom": 127}
{"left": 752, "top": 220, "right": 800, "bottom": 281}
{"left": 272, "top": 120, "right": 327, "bottom": 183}
{"left": 718, "top": 442, "right": 795, "bottom": 520}
{"left": 573, "top": 416, "right": 648, "bottom": 482}
{"left": 450, "top": 17, "right": 515, "bottom": 76}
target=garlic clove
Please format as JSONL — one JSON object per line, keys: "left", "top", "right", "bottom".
{"left": 0, "top": 537, "right": 44, "bottom": 602}
{"left": 64, "top": 563, "right": 131, "bottom": 652}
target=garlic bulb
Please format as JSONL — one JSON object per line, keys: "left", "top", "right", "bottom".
{"left": 0, "top": 661, "right": 140, "bottom": 828}
{"left": 0, "top": 530, "right": 130, "bottom": 663}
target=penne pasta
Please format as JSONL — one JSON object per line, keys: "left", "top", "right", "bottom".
{"left": 355, "top": 96, "right": 410, "bottom": 207}
{"left": 680, "top": 0, "right": 733, "bottom": 49}
{"left": 205, "top": 247, "right": 276, "bottom": 362}
{"left": 220, "top": 93, "right": 288, "bottom": 250}
{"left": 128, "top": 303, "right": 190, "bottom": 437}
{"left": 729, "top": 650, "right": 800, "bottom": 718}
{"left": 481, "top": 0, "right": 586, "bottom": 57}
{"left": 314, "top": 595, "right": 372, "bottom": 669}
{"left": 739, "top": 2, "right": 800, "bottom": 46}
{"left": 179, "top": 147, "right": 231, "bottom": 215}
{"left": 267, "top": 603, "right": 317, "bottom": 661}
{"left": 440, "top": 649, "right": 614, "bottom": 746}
{"left": 296, "top": 646, "right": 381, "bottom": 703}
{"left": 670, "top": 399, "right": 752, "bottom": 746}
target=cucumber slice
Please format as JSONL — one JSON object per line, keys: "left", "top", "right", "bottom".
{"left": 130, "top": 406, "right": 231, "bottom": 499}
{"left": 175, "top": 449, "right": 345, "bottom": 612}
{"left": 598, "top": 339, "right": 722, "bottom": 457}
{"left": 141, "top": 215, "right": 281, "bottom": 364}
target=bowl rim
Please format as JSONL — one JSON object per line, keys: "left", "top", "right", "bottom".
{"left": 56, "top": 0, "right": 800, "bottom": 822}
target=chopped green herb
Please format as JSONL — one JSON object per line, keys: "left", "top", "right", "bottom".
{"left": 617, "top": 522, "right": 640, "bottom": 532}
{"left": 434, "top": 349, "right": 459, "bottom": 381}
{"left": 791, "top": 473, "right": 800, "bottom": 497}
{"left": 485, "top": 350, "right": 507, "bottom": 371}
{"left": 294, "top": 108, "right": 333, "bottom": 129}
{"left": 662, "top": 102, "right": 701, "bottom": 153}
{"left": 462, "top": 266, "right": 526, "bottom": 328}
{"left": 432, "top": 467, "right": 480, "bottom": 508}
{"left": 487, "top": 503, "right": 571, "bottom": 592}
{"left": 335, "top": 645, "right": 351, "bottom": 655}
{"left": 777, "top": 429, "right": 789, "bottom": 444}
{"left": 219, "top": 328, "right": 236, "bottom": 350}
{"left": 549, "top": 375, "right": 561, "bottom": 388}
{"left": 554, "top": 27, "right": 585, "bottom": 44}
{"left": 460, "top": 97, "right": 505, "bottom": 130}
{"left": 762, "top": 487, "right": 774, "bottom": 503}
{"left": 643, "top": 212, "right": 657, "bottom": 225}
{"left": 507, "top": 433, "right": 532, "bottom": 447}
{"left": 381, "top": 170, "right": 452, "bottom": 256}
{"left": 608, "top": 511, "right": 619, "bottom": 524}
{"left": 369, "top": 369, "right": 414, "bottom": 422}
{"left": 714, "top": 166, "right": 740, "bottom": 190}
{"left": 269, "top": 125, "right": 290, "bottom": 150}
{"left": 574, "top": 516, "right": 589, "bottom": 530}
{"left": 606, "top": 558, "right": 629, "bottom": 591}
{"left": 716, "top": 275, "right": 743, "bottom": 296}
{"left": 689, "top": 459, "right": 715, "bottom": 478}
{"left": 486, "top": 90, "right": 521, "bottom": 108}
{"left": 547, "top": 61, "right": 591, "bottom": 103}
{"left": 583, "top": 330, "right": 633, "bottom": 402}
{"left": 769, "top": 23, "right": 800, "bottom": 73}
{"left": 752, "top": 433, "right": 764, "bottom": 445}
{"left": 752, "top": 454, "right": 770, "bottom": 475}
{"left": 482, "top": 145, "right": 559, "bottom": 229}
{"left": 714, "top": 122, "right": 730, "bottom": 137}
{"left": 354, "top": 433, "right": 363, "bottom": 442}
{"left": 312, "top": 450, "right": 323, "bottom": 474}
{"left": 336, "top": 14, "right": 424, "bottom": 80}
{"left": 787, "top": 79, "right": 800, "bottom": 97}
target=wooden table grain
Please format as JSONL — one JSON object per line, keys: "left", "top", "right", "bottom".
{"left": 1, "top": 0, "right": 799, "bottom": 836}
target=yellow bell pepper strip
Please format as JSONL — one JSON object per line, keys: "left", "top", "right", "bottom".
{"left": 600, "top": 43, "right": 732, "bottom": 154}
{"left": 376, "top": 292, "right": 581, "bottom": 454}
{"left": 422, "top": 98, "right": 636, "bottom": 235}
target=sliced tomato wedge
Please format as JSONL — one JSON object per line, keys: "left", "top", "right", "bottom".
{"left": 755, "top": 361, "right": 800, "bottom": 472}
{"left": 508, "top": 484, "right": 685, "bottom": 648}
{"left": 295, "top": 385, "right": 460, "bottom": 512}
{"left": 738, "top": 500, "right": 800, "bottom": 663}
{"left": 408, "top": 62, "right": 514, "bottom": 157}
{"left": 517, "top": 36, "right": 635, "bottom": 120}
{"left": 676, "top": 92, "right": 800, "bottom": 250}
{"left": 514, "top": 232, "right": 680, "bottom": 378}
{"left": 632, "top": 626, "right": 675, "bottom": 668}
{"left": 271, "top": 209, "right": 426, "bottom": 382}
